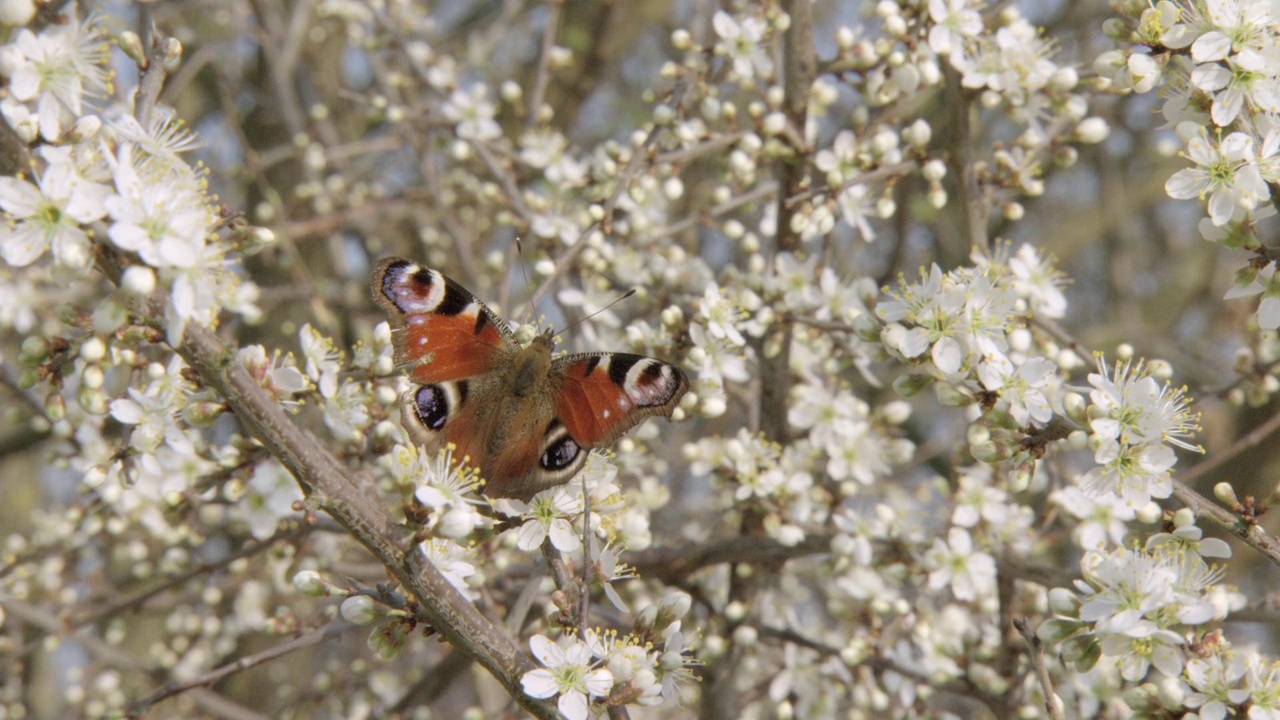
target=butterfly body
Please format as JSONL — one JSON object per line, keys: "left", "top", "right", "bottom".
{"left": 373, "top": 258, "right": 688, "bottom": 500}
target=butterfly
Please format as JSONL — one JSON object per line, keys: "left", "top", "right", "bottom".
{"left": 372, "top": 257, "right": 689, "bottom": 500}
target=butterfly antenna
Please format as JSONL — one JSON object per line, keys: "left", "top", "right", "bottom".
{"left": 513, "top": 236, "right": 539, "bottom": 324}
{"left": 555, "top": 288, "right": 637, "bottom": 338}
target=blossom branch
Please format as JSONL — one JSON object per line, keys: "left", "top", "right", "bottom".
{"left": 106, "top": 254, "right": 557, "bottom": 718}
{"left": 91, "top": 34, "right": 562, "bottom": 712}
{"left": 3, "top": 597, "right": 268, "bottom": 720}
{"left": 131, "top": 620, "right": 361, "bottom": 714}
{"left": 755, "top": 623, "right": 1005, "bottom": 715}
{"left": 69, "top": 523, "right": 312, "bottom": 632}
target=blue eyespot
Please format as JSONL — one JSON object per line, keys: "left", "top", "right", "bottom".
{"left": 540, "top": 436, "right": 580, "bottom": 471}
{"left": 414, "top": 385, "right": 449, "bottom": 430}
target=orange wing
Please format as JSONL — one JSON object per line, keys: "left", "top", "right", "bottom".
{"left": 372, "top": 257, "right": 513, "bottom": 384}
{"left": 552, "top": 353, "right": 688, "bottom": 447}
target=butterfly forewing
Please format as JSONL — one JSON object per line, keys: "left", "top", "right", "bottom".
{"left": 551, "top": 353, "right": 689, "bottom": 447}
{"left": 372, "top": 257, "right": 514, "bottom": 384}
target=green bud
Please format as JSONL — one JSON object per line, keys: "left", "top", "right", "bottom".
{"left": 78, "top": 387, "right": 108, "bottom": 415}
{"left": 19, "top": 336, "right": 49, "bottom": 366}
{"left": 367, "top": 620, "right": 408, "bottom": 660}
{"left": 1061, "top": 634, "right": 1100, "bottom": 671}
{"left": 17, "top": 368, "right": 40, "bottom": 390}
{"left": 184, "top": 401, "right": 226, "bottom": 427}
{"left": 45, "top": 392, "right": 66, "bottom": 422}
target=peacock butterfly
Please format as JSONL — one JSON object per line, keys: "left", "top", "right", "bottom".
{"left": 372, "top": 257, "right": 689, "bottom": 500}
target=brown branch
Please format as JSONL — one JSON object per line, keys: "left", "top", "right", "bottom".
{"left": 69, "top": 523, "right": 312, "bottom": 632}
{"left": 3, "top": 597, "right": 269, "bottom": 720}
{"left": 783, "top": 160, "right": 919, "bottom": 209}
{"left": 943, "top": 64, "right": 987, "bottom": 255}
{"left": 626, "top": 534, "right": 831, "bottom": 583}
{"left": 1170, "top": 479, "right": 1280, "bottom": 567}
{"left": 771, "top": 0, "right": 815, "bottom": 255}
{"left": 136, "top": 31, "right": 174, "bottom": 130}
{"left": 0, "top": 113, "right": 32, "bottom": 177}
{"left": 541, "top": 536, "right": 581, "bottom": 629}
{"left": 132, "top": 621, "right": 360, "bottom": 714}
{"left": 1164, "top": 404, "right": 1280, "bottom": 567}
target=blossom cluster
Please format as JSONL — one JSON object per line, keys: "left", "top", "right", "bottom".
{"left": 1036, "top": 509, "right": 1279, "bottom": 718}
{"left": 1097, "top": 0, "right": 1280, "bottom": 333}
{"left": 2, "top": 2, "right": 1279, "bottom": 720}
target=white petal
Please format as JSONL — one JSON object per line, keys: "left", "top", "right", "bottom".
{"left": 932, "top": 336, "right": 963, "bottom": 374}
{"left": 516, "top": 520, "right": 547, "bottom": 551}
{"left": 1164, "top": 169, "right": 1206, "bottom": 200}
{"left": 712, "top": 11, "right": 738, "bottom": 40}
{"left": 1258, "top": 296, "right": 1280, "bottom": 330}
{"left": 584, "top": 668, "right": 614, "bottom": 697}
{"left": 549, "top": 518, "right": 581, "bottom": 553}
{"left": 520, "top": 668, "right": 560, "bottom": 699}
{"left": 0, "top": 223, "right": 48, "bottom": 265}
{"left": 557, "top": 690, "right": 589, "bottom": 720}
{"left": 529, "top": 635, "right": 562, "bottom": 667}
{"left": 1190, "top": 31, "right": 1230, "bottom": 62}
{"left": 109, "top": 398, "right": 143, "bottom": 424}
{"left": 0, "top": 177, "right": 41, "bottom": 216}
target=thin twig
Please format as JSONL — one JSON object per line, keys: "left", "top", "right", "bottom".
{"left": 638, "top": 181, "right": 778, "bottom": 244}
{"left": 1014, "top": 618, "right": 1065, "bottom": 720}
{"left": 527, "top": 75, "right": 695, "bottom": 310}
{"left": 526, "top": 0, "right": 564, "bottom": 129}
{"left": 132, "top": 621, "right": 360, "bottom": 714}
{"left": 69, "top": 524, "right": 312, "bottom": 631}
{"left": 783, "top": 160, "right": 918, "bottom": 209}
{"left": 2, "top": 597, "right": 268, "bottom": 720}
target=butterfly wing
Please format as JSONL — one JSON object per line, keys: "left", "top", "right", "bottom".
{"left": 551, "top": 352, "right": 689, "bottom": 448}
{"left": 372, "top": 257, "right": 514, "bottom": 384}
{"left": 372, "top": 257, "right": 517, "bottom": 463}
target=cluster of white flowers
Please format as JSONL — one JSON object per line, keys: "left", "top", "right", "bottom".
{"left": 1081, "top": 357, "right": 1201, "bottom": 508}
{"left": 1097, "top": 0, "right": 1280, "bottom": 332}
{"left": 0, "top": 20, "right": 260, "bottom": 343}
{"left": 877, "top": 245, "right": 1069, "bottom": 424}
{"left": 1035, "top": 508, "right": 1277, "bottom": 717}
{"left": 521, "top": 590, "right": 695, "bottom": 720}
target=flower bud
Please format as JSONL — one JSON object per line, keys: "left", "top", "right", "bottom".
{"left": 121, "top": 266, "right": 157, "bottom": 296}
{"left": 1214, "top": 482, "right": 1240, "bottom": 507}
{"left": 340, "top": 595, "right": 379, "bottom": 625}
{"left": 292, "top": 570, "right": 330, "bottom": 596}
{"left": 19, "top": 336, "right": 49, "bottom": 366}
{"left": 119, "top": 31, "right": 146, "bottom": 64}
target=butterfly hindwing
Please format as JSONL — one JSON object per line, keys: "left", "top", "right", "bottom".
{"left": 551, "top": 352, "right": 689, "bottom": 448}
{"left": 372, "top": 257, "right": 514, "bottom": 385}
